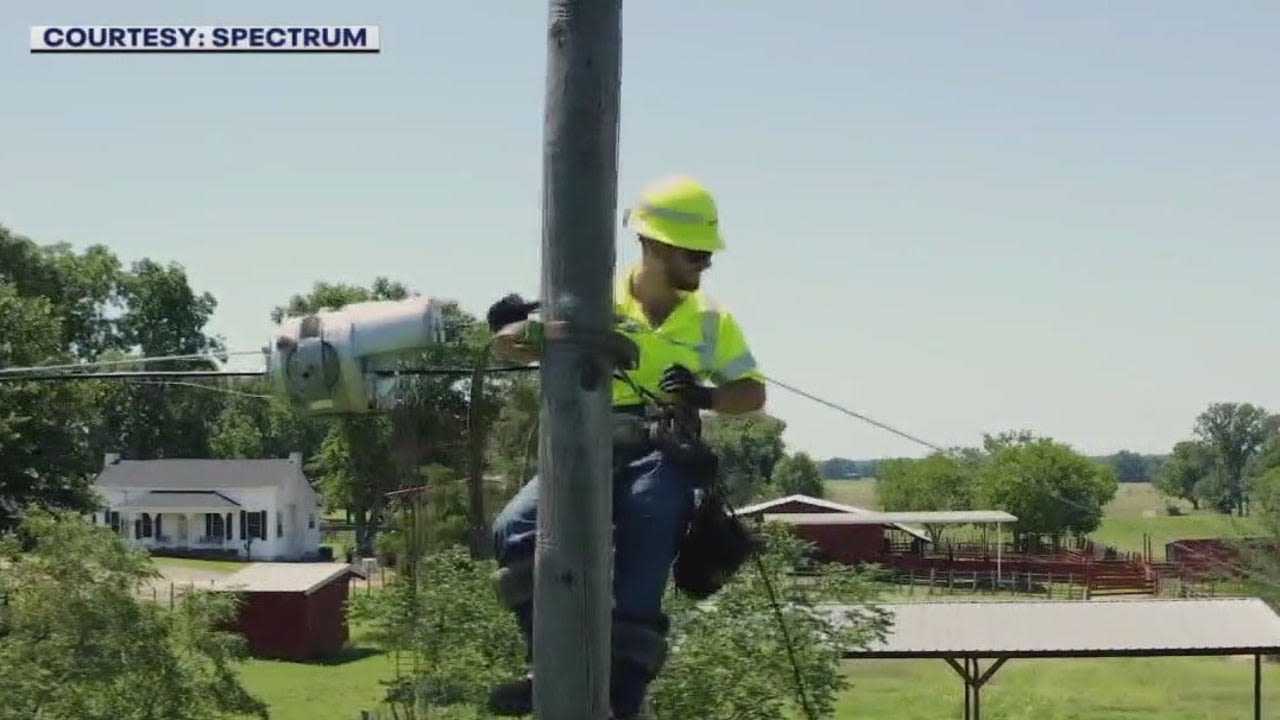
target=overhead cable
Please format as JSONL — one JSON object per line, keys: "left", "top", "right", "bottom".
{"left": 0, "top": 349, "right": 265, "bottom": 375}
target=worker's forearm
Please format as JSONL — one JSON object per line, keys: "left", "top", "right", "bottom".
{"left": 491, "top": 321, "right": 542, "bottom": 364}
{"left": 710, "top": 379, "right": 766, "bottom": 415}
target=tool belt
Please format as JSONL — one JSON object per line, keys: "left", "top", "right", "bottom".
{"left": 611, "top": 404, "right": 758, "bottom": 599}
{"left": 611, "top": 404, "right": 717, "bottom": 484}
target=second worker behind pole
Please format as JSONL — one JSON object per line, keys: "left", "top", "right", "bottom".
{"left": 484, "top": 174, "right": 768, "bottom": 719}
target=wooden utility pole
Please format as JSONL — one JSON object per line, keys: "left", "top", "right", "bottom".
{"left": 533, "top": 0, "right": 623, "bottom": 718}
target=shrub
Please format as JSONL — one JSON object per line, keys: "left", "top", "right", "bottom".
{"left": 648, "top": 523, "right": 892, "bottom": 720}
{"left": 0, "top": 509, "right": 269, "bottom": 720}
{"left": 350, "top": 524, "right": 892, "bottom": 720}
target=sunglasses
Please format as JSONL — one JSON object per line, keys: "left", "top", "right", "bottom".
{"left": 673, "top": 248, "right": 712, "bottom": 266}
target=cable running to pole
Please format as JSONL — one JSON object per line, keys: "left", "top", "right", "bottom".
{"left": 0, "top": 349, "right": 265, "bottom": 375}
{"left": 760, "top": 374, "right": 946, "bottom": 453}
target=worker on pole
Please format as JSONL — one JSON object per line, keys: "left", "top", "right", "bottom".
{"left": 485, "top": 174, "right": 768, "bottom": 719}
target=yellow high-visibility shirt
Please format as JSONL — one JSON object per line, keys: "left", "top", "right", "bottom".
{"left": 611, "top": 266, "right": 764, "bottom": 407}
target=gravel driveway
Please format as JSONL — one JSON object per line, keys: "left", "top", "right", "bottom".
{"left": 139, "top": 563, "right": 238, "bottom": 605}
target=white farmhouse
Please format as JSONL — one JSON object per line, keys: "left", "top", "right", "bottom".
{"left": 90, "top": 452, "right": 324, "bottom": 561}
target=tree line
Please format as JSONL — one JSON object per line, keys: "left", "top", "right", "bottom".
{"left": 856, "top": 401, "right": 1280, "bottom": 546}
{"left": 823, "top": 449, "right": 1166, "bottom": 484}
{"left": 0, "top": 224, "right": 825, "bottom": 556}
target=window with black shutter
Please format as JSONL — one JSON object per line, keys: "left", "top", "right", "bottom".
{"left": 206, "top": 513, "right": 224, "bottom": 540}
{"left": 246, "top": 511, "right": 262, "bottom": 540}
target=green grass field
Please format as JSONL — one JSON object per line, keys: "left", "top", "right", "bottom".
{"left": 838, "top": 656, "right": 1280, "bottom": 719}
{"left": 235, "top": 624, "right": 393, "bottom": 720}
{"left": 225, "top": 480, "right": 1280, "bottom": 719}
{"left": 234, "top": 625, "right": 1280, "bottom": 720}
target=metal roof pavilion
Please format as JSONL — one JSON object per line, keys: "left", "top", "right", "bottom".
{"left": 761, "top": 509, "right": 1018, "bottom": 581}
{"left": 827, "top": 597, "right": 1280, "bottom": 720}
{"left": 736, "top": 494, "right": 934, "bottom": 543}
{"left": 760, "top": 510, "right": 1017, "bottom": 525}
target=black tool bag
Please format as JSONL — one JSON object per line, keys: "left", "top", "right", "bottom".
{"left": 673, "top": 487, "right": 761, "bottom": 600}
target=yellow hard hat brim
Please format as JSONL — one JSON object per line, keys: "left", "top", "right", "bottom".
{"left": 625, "top": 208, "right": 725, "bottom": 252}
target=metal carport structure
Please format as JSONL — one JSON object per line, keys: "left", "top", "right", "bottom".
{"left": 763, "top": 510, "right": 1017, "bottom": 580}
{"left": 828, "top": 597, "right": 1280, "bottom": 720}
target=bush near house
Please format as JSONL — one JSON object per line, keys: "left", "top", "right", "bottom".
{"left": 0, "top": 509, "right": 270, "bottom": 720}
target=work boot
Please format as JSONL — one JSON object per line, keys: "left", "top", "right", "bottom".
{"left": 486, "top": 674, "right": 651, "bottom": 719}
{"left": 486, "top": 673, "right": 533, "bottom": 716}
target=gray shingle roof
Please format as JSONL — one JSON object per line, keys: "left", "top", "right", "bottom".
{"left": 115, "top": 490, "right": 242, "bottom": 510}
{"left": 829, "top": 598, "right": 1280, "bottom": 658}
{"left": 96, "top": 458, "right": 301, "bottom": 490}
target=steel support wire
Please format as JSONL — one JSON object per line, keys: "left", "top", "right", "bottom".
{"left": 0, "top": 365, "right": 539, "bottom": 384}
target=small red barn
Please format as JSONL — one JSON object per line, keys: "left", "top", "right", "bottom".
{"left": 736, "top": 494, "right": 931, "bottom": 564}
{"left": 213, "top": 561, "right": 364, "bottom": 661}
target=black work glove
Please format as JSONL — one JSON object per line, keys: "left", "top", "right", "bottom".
{"left": 659, "top": 364, "right": 713, "bottom": 410}
{"left": 486, "top": 293, "right": 540, "bottom": 333}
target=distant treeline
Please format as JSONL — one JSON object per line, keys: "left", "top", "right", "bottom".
{"left": 821, "top": 450, "right": 1168, "bottom": 483}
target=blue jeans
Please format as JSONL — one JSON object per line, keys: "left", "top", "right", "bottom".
{"left": 491, "top": 447, "right": 696, "bottom": 717}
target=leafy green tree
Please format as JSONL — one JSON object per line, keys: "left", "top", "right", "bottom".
{"left": 974, "top": 433, "right": 1118, "bottom": 539}
{"left": 347, "top": 543, "right": 526, "bottom": 718}
{"left": 1193, "top": 402, "right": 1270, "bottom": 515}
{"left": 115, "top": 258, "right": 224, "bottom": 364}
{"left": 82, "top": 255, "right": 227, "bottom": 461}
{"left": 0, "top": 509, "right": 268, "bottom": 720}
{"left": 770, "top": 451, "right": 826, "bottom": 498}
{"left": 0, "top": 283, "right": 100, "bottom": 531}
{"left": 1237, "top": 468, "right": 1280, "bottom": 613}
{"left": 875, "top": 451, "right": 978, "bottom": 543}
{"left": 1108, "top": 450, "right": 1151, "bottom": 482}
{"left": 1245, "top": 414, "right": 1280, "bottom": 485}
{"left": 485, "top": 373, "right": 541, "bottom": 493}
{"left": 309, "top": 414, "right": 398, "bottom": 557}
{"left": 270, "top": 277, "right": 411, "bottom": 324}
{"left": 0, "top": 226, "right": 125, "bottom": 359}
{"left": 703, "top": 413, "right": 788, "bottom": 505}
{"left": 1153, "top": 440, "right": 1214, "bottom": 510}
{"left": 208, "top": 377, "right": 329, "bottom": 461}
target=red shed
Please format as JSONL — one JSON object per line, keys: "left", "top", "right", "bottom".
{"left": 736, "top": 494, "right": 931, "bottom": 564}
{"left": 213, "top": 561, "right": 364, "bottom": 661}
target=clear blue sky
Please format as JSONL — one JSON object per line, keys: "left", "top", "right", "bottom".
{"left": 3, "top": 1, "right": 1277, "bottom": 461}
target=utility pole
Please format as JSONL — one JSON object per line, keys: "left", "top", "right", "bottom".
{"left": 533, "top": 0, "right": 623, "bottom": 718}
